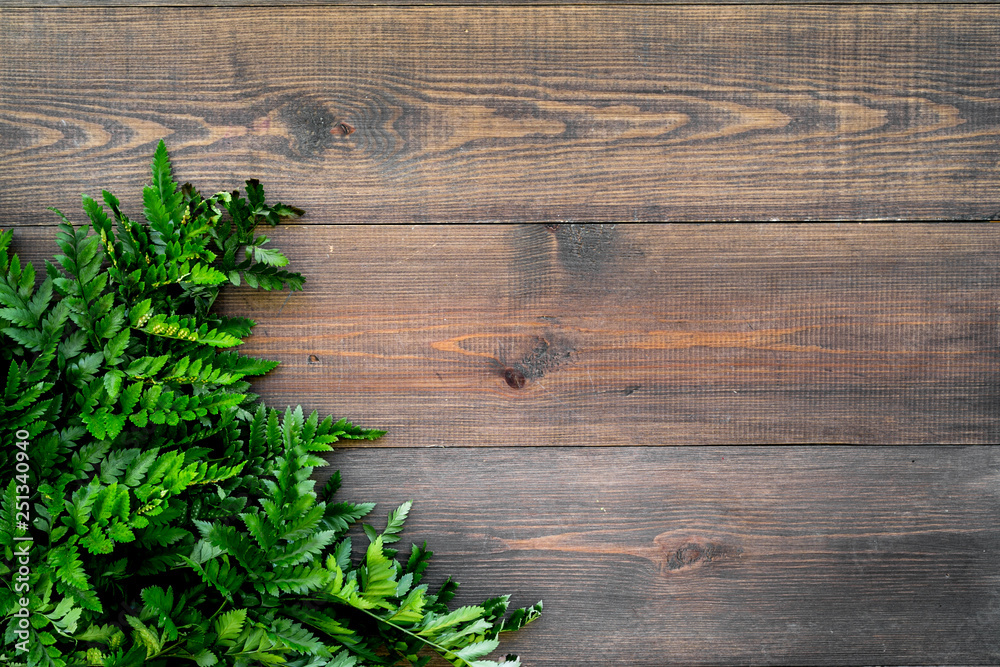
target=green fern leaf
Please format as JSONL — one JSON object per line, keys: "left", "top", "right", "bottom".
{"left": 331, "top": 538, "right": 352, "bottom": 571}
{"left": 452, "top": 638, "right": 501, "bottom": 663}
{"left": 240, "top": 511, "right": 278, "bottom": 553}
{"left": 141, "top": 314, "right": 242, "bottom": 348}
{"left": 138, "top": 524, "right": 190, "bottom": 548}
{"left": 81, "top": 524, "right": 114, "bottom": 554}
{"left": 82, "top": 194, "right": 114, "bottom": 241}
{"left": 260, "top": 564, "right": 330, "bottom": 596}
{"left": 404, "top": 542, "right": 434, "bottom": 584}
{"left": 279, "top": 502, "right": 326, "bottom": 543}
{"left": 3, "top": 358, "right": 22, "bottom": 401}
{"left": 0, "top": 305, "right": 39, "bottom": 328}
{"left": 386, "top": 586, "right": 427, "bottom": 625}
{"left": 89, "top": 482, "right": 124, "bottom": 521}
{"left": 214, "top": 608, "right": 247, "bottom": 645}
{"left": 104, "top": 329, "right": 130, "bottom": 365}
{"left": 192, "top": 649, "right": 219, "bottom": 667}
{"left": 94, "top": 304, "right": 126, "bottom": 340}
{"left": 282, "top": 607, "right": 377, "bottom": 665}
{"left": 381, "top": 500, "right": 412, "bottom": 545}
{"left": 122, "top": 448, "right": 159, "bottom": 486}
{"left": 140, "top": 585, "right": 179, "bottom": 641}
{"left": 102, "top": 369, "right": 125, "bottom": 400}
{"left": 188, "top": 262, "right": 228, "bottom": 285}
{"left": 128, "top": 298, "right": 153, "bottom": 327}
{"left": 70, "top": 439, "right": 110, "bottom": 475}
{"left": 417, "top": 606, "right": 487, "bottom": 638}
{"left": 320, "top": 502, "right": 375, "bottom": 536}
{"left": 264, "top": 617, "right": 331, "bottom": 657}
{"left": 107, "top": 520, "right": 135, "bottom": 543}
{"left": 124, "top": 354, "right": 170, "bottom": 379}
{"left": 0, "top": 480, "right": 24, "bottom": 544}
{"left": 248, "top": 243, "right": 289, "bottom": 268}
{"left": 125, "top": 615, "right": 161, "bottom": 658}
{"left": 272, "top": 530, "right": 338, "bottom": 568}
{"left": 0, "top": 142, "right": 536, "bottom": 666}
{"left": 204, "top": 523, "right": 266, "bottom": 572}
{"left": 74, "top": 623, "right": 118, "bottom": 644}
{"left": 144, "top": 140, "right": 183, "bottom": 241}
{"left": 361, "top": 536, "right": 397, "bottom": 607}
{"left": 469, "top": 659, "right": 519, "bottom": 667}
{"left": 4, "top": 325, "right": 46, "bottom": 350}
{"left": 211, "top": 557, "right": 247, "bottom": 598}
{"left": 0, "top": 228, "right": 12, "bottom": 269}
{"left": 497, "top": 601, "right": 542, "bottom": 636}
{"left": 48, "top": 543, "right": 90, "bottom": 590}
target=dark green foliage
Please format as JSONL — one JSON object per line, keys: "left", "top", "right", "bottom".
{"left": 0, "top": 142, "right": 539, "bottom": 667}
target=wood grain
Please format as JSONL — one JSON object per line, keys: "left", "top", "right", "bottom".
{"left": 2, "top": 7, "right": 999, "bottom": 222}
{"left": 1, "top": 0, "right": 980, "bottom": 5}
{"left": 328, "top": 445, "right": 1000, "bottom": 666}
{"left": 9, "top": 223, "right": 999, "bottom": 445}
{"left": 6, "top": 4, "right": 999, "bottom": 666}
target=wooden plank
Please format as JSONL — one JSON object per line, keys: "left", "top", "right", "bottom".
{"left": 1, "top": 0, "right": 978, "bottom": 6}
{"left": 2, "top": 7, "right": 999, "bottom": 222}
{"left": 328, "top": 445, "right": 1000, "bottom": 666}
{"left": 8, "top": 223, "right": 999, "bottom": 444}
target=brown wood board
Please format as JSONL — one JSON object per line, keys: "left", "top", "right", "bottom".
{"left": 9, "top": 223, "right": 999, "bottom": 445}
{"left": 1, "top": 0, "right": 983, "bottom": 5}
{"left": 2, "top": 7, "right": 1000, "bottom": 222}
{"left": 4, "top": 2, "right": 1000, "bottom": 664}
{"left": 329, "top": 445, "right": 1000, "bottom": 665}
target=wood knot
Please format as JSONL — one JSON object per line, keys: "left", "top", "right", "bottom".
{"left": 504, "top": 368, "right": 527, "bottom": 389}
{"left": 668, "top": 543, "right": 712, "bottom": 569}
{"left": 333, "top": 122, "right": 355, "bottom": 136}
{"left": 654, "top": 533, "right": 741, "bottom": 574}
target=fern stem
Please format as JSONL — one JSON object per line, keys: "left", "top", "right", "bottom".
{"left": 206, "top": 599, "right": 229, "bottom": 625}
{"left": 350, "top": 605, "right": 475, "bottom": 667}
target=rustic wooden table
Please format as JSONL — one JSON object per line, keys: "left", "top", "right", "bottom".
{"left": 2, "top": 1, "right": 999, "bottom": 665}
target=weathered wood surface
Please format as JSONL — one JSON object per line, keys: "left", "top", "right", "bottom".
{"left": 9, "top": 223, "right": 999, "bottom": 445}
{"left": 1, "top": 0, "right": 979, "bottom": 5}
{"left": 3, "top": 7, "right": 1000, "bottom": 222}
{"left": 6, "top": 221, "right": 1000, "bottom": 665}
{"left": 4, "top": 2, "right": 1000, "bottom": 664}
{"left": 329, "top": 446, "right": 1000, "bottom": 665}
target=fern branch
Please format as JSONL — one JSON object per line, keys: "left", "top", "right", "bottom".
{"left": 351, "top": 605, "right": 506, "bottom": 667}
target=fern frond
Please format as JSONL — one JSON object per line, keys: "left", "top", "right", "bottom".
{"left": 140, "top": 314, "right": 242, "bottom": 348}
{"left": 264, "top": 617, "right": 331, "bottom": 657}
{"left": 0, "top": 142, "right": 535, "bottom": 667}
{"left": 320, "top": 501, "right": 375, "bottom": 537}
{"left": 214, "top": 607, "right": 247, "bottom": 645}
{"left": 140, "top": 585, "right": 179, "bottom": 641}
{"left": 144, "top": 140, "right": 184, "bottom": 245}
{"left": 380, "top": 501, "right": 412, "bottom": 545}
{"left": 259, "top": 564, "right": 331, "bottom": 596}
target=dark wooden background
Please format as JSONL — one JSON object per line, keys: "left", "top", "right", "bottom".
{"left": 2, "top": 1, "right": 999, "bottom": 665}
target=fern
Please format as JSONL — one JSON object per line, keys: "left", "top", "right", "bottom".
{"left": 0, "top": 141, "right": 539, "bottom": 666}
